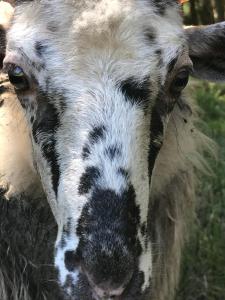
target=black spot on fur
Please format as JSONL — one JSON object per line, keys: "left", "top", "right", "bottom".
{"left": 82, "top": 145, "right": 91, "bottom": 160}
{"left": 63, "top": 218, "right": 72, "bottom": 236}
{"left": 104, "top": 145, "right": 121, "bottom": 160}
{"left": 118, "top": 168, "right": 129, "bottom": 180}
{"left": 32, "top": 60, "right": 46, "bottom": 71}
{"left": 35, "top": 41, "right": 46, "bottom": 57}
{"left": 145, "top": 27, "right": 156, "bottom": 42}
{"left": 78, "top": 167, "right": 101, "bottom": 195}
{"left": 155, "top": 49, "right": 162, "bottom": 56}
{"left": 89, "top": 126, "right": 106, "bottom": 144}
{"left": 41, "top": 140, "right": 60, "bottom": 196}
{"left": 64, "top": 250, "right": 78, "bottom": 272}
{"left": 32, "top": 90, "right": 62, "bottom": 196}
{"left": 141, "top": 223, "right": 147, "bottom": 236}
{"left": 119, "top": 77, "right": 150, "bottom": 107}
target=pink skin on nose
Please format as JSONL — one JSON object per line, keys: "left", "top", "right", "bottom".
{"left": 92, "top": 285, "right": 124, "bottom": 300}
{"left": 84, "top": 264, "right": 128, "bottom": 299}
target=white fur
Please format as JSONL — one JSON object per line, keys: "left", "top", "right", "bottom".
{"left": 55, "top": 235, "right": 79, "bottom": 286}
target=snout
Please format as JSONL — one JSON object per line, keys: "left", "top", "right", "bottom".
{"left": 84, "top": 269, "right": 129, "bottom": 300}
{"left": 56, "top": 185, "right": 142, "bottom": 299}
{"left": 62, "top": 236, "right": 134, "bottom": 299}
{"left": 85, "top": 258, "right": 132, "bottom": 300}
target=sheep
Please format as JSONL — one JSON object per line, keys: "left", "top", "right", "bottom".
{"left": 1, "top": 1, "right": 224, "bottom": 299}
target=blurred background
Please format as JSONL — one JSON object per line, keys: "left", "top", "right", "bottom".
{"left": 183, "top": 0, "right": 225, "bottom": 25}
{"left": 176, "top": 2, "right": 225, "bottom": 300}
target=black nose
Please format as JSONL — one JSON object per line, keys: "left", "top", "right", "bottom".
{"left": 81, "top": 241, "right": 134, "bottom": 300}
{"left": 84, "top": 259, "right": 133, "bottom": 297}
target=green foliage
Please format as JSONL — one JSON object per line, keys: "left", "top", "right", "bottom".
{"left": 177, "top": 81, "right": 225, "bottom": 300}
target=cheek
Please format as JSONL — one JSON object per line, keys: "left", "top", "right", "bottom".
{"left": 31, "top": 142, "right": 57, "bottom": 196}
{"left": 31, "top": 143, "right": 50, "bottom": 178}
{"left": 16, "top": 93, "right": 37, "bottom": 117}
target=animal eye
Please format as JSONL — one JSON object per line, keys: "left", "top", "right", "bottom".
{"left": 171, "top": 69, "right": 189, "bottom": 94}
{"left": 8, "top": 65, "right": 29, "bottom": 91}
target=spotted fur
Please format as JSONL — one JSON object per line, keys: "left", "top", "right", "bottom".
{"left": 1, "top": 1, "right": 224, "bottom": 299}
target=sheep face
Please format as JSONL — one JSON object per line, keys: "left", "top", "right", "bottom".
{"left": 5, "top": 1, "right": 225, "bottom": 299}
{"left": 3, "top": 1, "right": 190, "bottom": 298}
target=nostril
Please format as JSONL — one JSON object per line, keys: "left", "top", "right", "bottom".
{"left": 64, "top": 250, "right": 78, "bottom": 271}
{"left": 109, "top": 295, "right": 120, "bottom": 300}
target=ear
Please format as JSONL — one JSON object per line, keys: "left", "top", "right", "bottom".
{"left": 185, "top": 22, "right": 225, "bottom": 82}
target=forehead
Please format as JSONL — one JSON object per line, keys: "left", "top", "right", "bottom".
{"left": 6, "top": 0, "right": 185, "bottom": 81}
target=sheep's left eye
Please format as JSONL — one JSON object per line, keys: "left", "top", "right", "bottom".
{"left": 8, "top": 65, "right": 29, "bottom": 91}
{"left": 171, "top": 69, "right": 190, "bottom": 94}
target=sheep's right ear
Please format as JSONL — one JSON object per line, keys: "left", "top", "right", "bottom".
{"left": 185, "top": 22, "right": 225, "bottom": 82}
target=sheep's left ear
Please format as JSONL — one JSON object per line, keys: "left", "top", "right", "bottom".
{"left": 185, "top": 22, "right": 225, "bottom": 82}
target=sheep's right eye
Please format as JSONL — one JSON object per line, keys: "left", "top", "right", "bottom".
{"left": 8, "top": 65, "right": 29, "bottom": 91}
